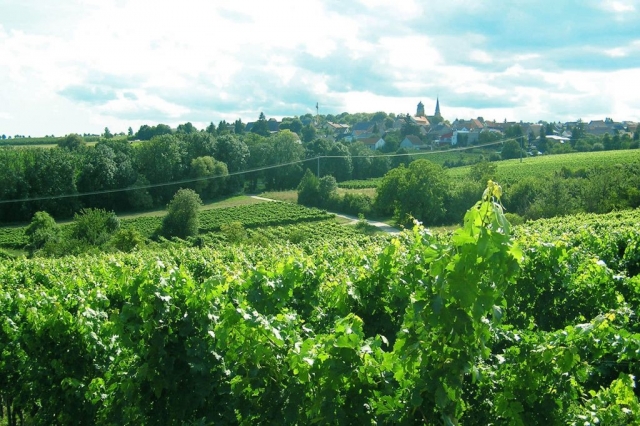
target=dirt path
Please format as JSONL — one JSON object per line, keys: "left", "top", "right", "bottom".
{"left": 250, "top": 195, "right": 401, "bottom": 235}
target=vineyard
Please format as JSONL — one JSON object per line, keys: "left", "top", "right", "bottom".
{"left": 1, "top": 184, "right": 639, "bottom": 424}
{"left": 448, "top": 149, "right": 640, "bottom": 183}
{"left": 0, "top": 201, "right": 335, "bottom": 250}
{"left": 338, "top": 178, "right": 382, "bottom": 189}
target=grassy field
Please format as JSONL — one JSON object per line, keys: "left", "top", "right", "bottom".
{"left": 447, "top": 149, "right": 640, "bottom": 183}
{"left": 260, "top": 187, "right": 377, "bottom": 204}
{"left": 259, "top": 191, "right": 298, "bottom": 203}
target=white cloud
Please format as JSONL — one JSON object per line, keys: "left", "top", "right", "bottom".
{"left": 1, "top": 0, "right": 640, "bottom": 135}
{"left": 470, "top": 50, "right": 493, "bottom": 64}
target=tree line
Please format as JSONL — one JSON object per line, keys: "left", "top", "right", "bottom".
{"left": 297, "top": 158, "right": 640, "bottom": 229}
{"left": 2, "top": 115, "right": 639, "bottom": 225}
{"left": 0, "top": 128, "right": 409, "bottom": 224}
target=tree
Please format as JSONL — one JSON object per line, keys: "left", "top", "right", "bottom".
{"left": 217, "top": 120, "right": 231, "bottom": 135}
{"left": 297, "top": 169, "right": 320, "bottom": 207}
{"left": 251, "top": 112, "right": 270, "bottom": 137}
{"left": 280, "top": 118, "right": 303, "bottom": 134}
{"left": 161, "top": 188, "right": 202, "bottom": 239}
{"left": 323, "top": 143, "right": 352, "bottom": 181}
{"left": 25, "top": 149, "right": 80, "bottom": 218}
{"left": 58, "top": 133, "right": 86, "bottom": 150}
{"left": 128, "top": 127, "right": 134, "bottom": 137}
{"left": 301, "top": 124, "right": 317, "bottom": 142}
{"left": 104, "top": 127, "right": 113, "bottom": 139}
{"left": 478, "top": 130, "right": 501, "bottom": 146}
{"left": 264, "top": 131, "right": 306, "bottom": 190}
{"left": 375, "top": 160, "right": 448, "bottom": 226}
{"left": 571, "top": 120, "right": 585, "bottom": 145}
{"left": 25, "top": 211, "right": 59, "bottom": 251}
{"left": 72, "top": 208, "right": 120, "bottom": 246}
{"left": 214, "top": 134, "right": 249, "bottom": 172}
{"left": 190, "top": 156, "right": 228, "bottom": 200}
{"left": 78, "top": 143, "right": 136, "bottom": 210}
{"left": 382, "top": 131, "right": 402, "bottom": 153}
{"left": 603, "top": 133, "right": 614, "bottom": 150}
{"left": 176, "top": 122, "right": 197, "bottom": 134}
{"left": 234, "top": 119, "right": 245, "bottom": 135}
{"left": 501, "top": 139, "right": 523, "bottom": 160}
{"left": 135, "top": 124, "right": 172, "bottom": 140}
{"left": 134, "top": 134, "right": 187, "bottom": 203}
{"left": 400, "top": 114, "right": 421, "bottom": 138}
{"left": 538, "top": 126, "right": 548, "bottom": 153}
{"left": 206, "top": 122, "right": 217, "bottom": 135}
{"left": 181, "top": 132, "right": 217, "bottom": 162}
{"left": 318, "top": 175, "right": 338, "bottom": 203}
{"left": 349, "top": 142, "right": 373, "bottom": 180}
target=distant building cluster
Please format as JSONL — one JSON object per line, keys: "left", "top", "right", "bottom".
{"left": 240, "top": 99, "right": 638, "bottom": 151}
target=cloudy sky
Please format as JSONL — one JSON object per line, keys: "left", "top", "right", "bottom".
{"left": 1, "top": 0, "right": 639, "bottom": 136}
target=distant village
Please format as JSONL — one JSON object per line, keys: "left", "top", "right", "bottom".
{"left": 243, "top": 99, "right": 640, "bottom": 152}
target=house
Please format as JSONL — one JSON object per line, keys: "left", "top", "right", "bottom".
{"left": 354, "top": 132, "right": 378, "bottom": 141}
{"left": 360, "top": 137, "right": 386, "bottom": 150}
{"left": 587, "top": 120, "right": 614, "bottom": 136}
{"left": 438, "top": 132, "right": 454, "bottom": 145}
{"left": 267, "top": 118, "right": 280, "bottom": 133}
{"left": 351, "top": 121, "right": 376, "bottom": 137}
{"left": 413, "top": 115, "right": 430, "bottom": 127}
{"left": 452, "top": 129, "right": 480, "bottom": 146}
{"left": 427, "top": 122, "right": 453, "bottom": 141}
{"left": 325, "top": 121, "right": 350, "bottom": 135}
{"left": 546, "top": 135, "right": 570, "bottom": 143}
{"left": 452, "top": 118, "right": 483, "bottom": 131}
{"left": 522, "top": 123, "right": 542, "bottom": 138}
{"left": 400, "top": 135, "right": 427, "bottom": 150}
{"left": 484, "top": 121, "right": 507, "bottom": 132}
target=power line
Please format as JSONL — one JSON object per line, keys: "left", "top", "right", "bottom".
{"left": 0, "top": 138, "right": 511, "bottom": 205}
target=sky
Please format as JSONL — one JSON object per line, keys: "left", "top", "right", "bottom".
{"left": 1, "top": 0, "right": 639, "bottom": 137}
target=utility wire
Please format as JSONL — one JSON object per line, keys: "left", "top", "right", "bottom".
{"left": 0, "top": 138, "right": 513, "bottom": 205}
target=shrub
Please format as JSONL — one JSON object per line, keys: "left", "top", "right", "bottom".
{"left": 220, "top": 221, "right": 247, "bottom": 243}
{"left": 25, "top": 211, "right": 60, "bottom": 251}
{"left": 72, "top": 208, "right": 120, "bottom": 246}
{"left": 111, "top": 228, "right": 145, "bottom": 252}
{"left": 161, "top": 189, "right": 203, "bottom": 239}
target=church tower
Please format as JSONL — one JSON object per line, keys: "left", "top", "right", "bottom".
{"left": 416, "top": 101, "right": 425, "bottom": 117}
{"left": 434, "top": 97, "right": 441, "bottom": 118}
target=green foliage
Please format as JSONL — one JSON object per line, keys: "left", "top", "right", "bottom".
{"left": 72, "top": 208, "right": 120, "bottom": 246}
{"left": 501, "top": 139, "right": 523, "bottom": 160}
{"left": 375, "top": 159, "right": 448, "bottom": 226}
{"left": 2, "top": 183, "right": 640, "bottom": 424}
{"left": 189, "top": 155, "right": 228, "bottom": 200}
{"left": 318, "top": 175, "right": 338, "bottom": 201}
{"left": 25, "top": 211, "right": 59, "bottom": 251}
{"left": 110, "top": 228, "right": 145, "bottom": 252}
{"left": 301, "top": 124, "right": 317, "bottom": 142}
{"left": 338, "top": 178, "right": 382, "bottom": 189}
{"left": 297, "top": 169, "right": 320, "bottom": 207}
{"left": 57, "top": 133, "right": 86, "bottom": 150}
{"left": 161, "top": 188, "right": 202, "bottom": 239}
{"left": 251, "top": 112, "right": 270, "bottom": 137}
{"left": 220, "top": 221, "right": 247, "bottom": 243}
{"left": 468, "top": 159, "right": 497, "bottom": 183}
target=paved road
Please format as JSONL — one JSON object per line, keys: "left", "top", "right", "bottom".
{"left": 250, "top": 195, "right": 401, "bottom": 235}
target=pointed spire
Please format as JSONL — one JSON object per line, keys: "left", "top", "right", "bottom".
{"left": 435, "top": 96, "right": 441, "bottom": 117}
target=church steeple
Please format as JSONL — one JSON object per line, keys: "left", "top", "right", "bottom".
{"left": 434, "top": 96, "right": 441, "bottom": 118}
